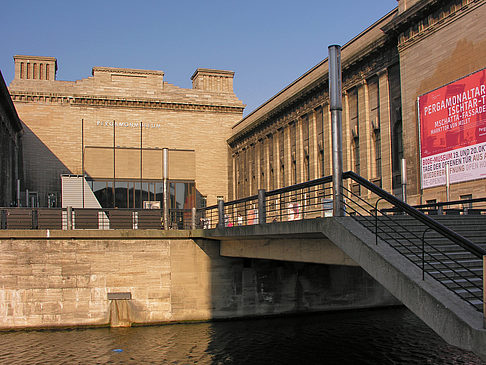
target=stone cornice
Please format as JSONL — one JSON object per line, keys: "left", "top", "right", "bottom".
{"left": 10, "top": 91, "right": 244, "bottom": 114}
{"left": 381, "top": 0, "right": 441, "bottom": 35}
{"left": 14, "top": 55, "right": 57, "bottom": 62}
{"left": 0, "top": 71, "right": 22, "bottom": 133}
{"left": 92, "top": 67, "right": 164, "bottom": 77}
{"left": 394, "top": 0, "right": 485, "bottom": 52}
{"left": 191, "top": 68, "right": 235, "bottom": 80}
{"left": 228, "top": 41, "right": 398, "bottom": 149}
{"left": 229, "top": 9, "right": 398, "bottom": 147}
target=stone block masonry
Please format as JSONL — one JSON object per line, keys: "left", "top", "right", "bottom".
{"left": 0, "top": 230, "right": 397, "bottom": 329}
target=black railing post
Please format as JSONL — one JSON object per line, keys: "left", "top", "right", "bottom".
{"left": 483, "top": 255, "right": 486, "bottom": 328}
{"left": 67, "top": 206, "right": 73, "bottom": 230}
{"left": 218, "top": 199, "right": 224, "bottom": 228}
{"left": 422, "top": 228, "right": 432, "bottom": 281}
{"left": 258, "top": 189, "right": 266, "bottom": 225}
{"left": 1, "top": 209, "right": 6, "bottom": 229}
{"left": 32, "top": 208, "right": 38, "bottom": 229}
{"left": 375, "top": 198, "right": 384, "bottom": 245}
{"left": 191, "top": 207, "right": 196, "bottom": 230}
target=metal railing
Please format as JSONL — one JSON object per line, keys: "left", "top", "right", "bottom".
{"left": 1, "top": 172, "right": 485, "bottom": 315}
{"left": 198, "top": 175, "right": 334, "bottom": 228}
{"left": 0, "top": 207, "right": 196, "bottom": 230}
{"left": 341, "top": 171, "right": 486, "bottom": 312}
{"left": 199, "top": 171, "right": 485, "bottom": 313}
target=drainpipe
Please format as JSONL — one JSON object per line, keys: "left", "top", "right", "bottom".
{"left": 163, "top": 148, "right": 169, "bottom": 230}
{"left": 401, "top": 158, "right": 407, "bottom": 203}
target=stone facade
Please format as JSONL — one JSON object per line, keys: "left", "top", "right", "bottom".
{"left": 9, "top": 57, "right": 244, "bottom": 207}
{"left": 229, "top": 10, "right": 402, "bottom": 200}
{"left": 387, "top": 0, "right": 486, "bottom": 203}
{"left": 0, "top": 71, "right": 22, "bottom": 207}
{"left": 0, "top": 231, "right": 397, "bottom": 329}
{"left": 229, "top": 0, "right": 486, "bottom": 206}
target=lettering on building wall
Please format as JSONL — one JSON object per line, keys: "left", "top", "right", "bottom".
{"left": 96, "top": 121, "right": 161, "bottom": 129}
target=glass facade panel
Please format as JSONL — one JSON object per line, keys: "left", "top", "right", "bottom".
{"left": 169, "top": 183, "right": 176, "bottom": 209}
{"left": 155, "top": 183, "right": 163, "bottom": 204}
{"left": 114, "top": 181, "right": 128, "bottom": 208}
{"left": 175, "top": 182, "right": 185, "bottom": 209}
{"left": 92, "top": 181, "right": 113, "bottom": 208}
{"left": 141, "top": 183, "right": 149, "bottom": 205}
{"left": 88, "top": 179, "right": 194, "bottom": 210}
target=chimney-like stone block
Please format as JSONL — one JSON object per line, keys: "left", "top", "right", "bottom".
{"left": 191, "top": 68, "right": 235, "bottom": 93}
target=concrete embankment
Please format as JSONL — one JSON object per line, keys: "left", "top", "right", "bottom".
{"left": 0, "top": 229, "right": 398, "bottom": 329}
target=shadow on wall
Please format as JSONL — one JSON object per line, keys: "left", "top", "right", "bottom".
{"left": 193, "top": 238, "right": 400, "bottom": 357}
{"left": 21, "top": 123, "right": 70, "bottom": 206}
{"left": 418, "top": 38, "right": 486, "bottom": 98}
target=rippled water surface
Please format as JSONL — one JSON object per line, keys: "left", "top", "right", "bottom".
{"left": 0, "top": 307, "right": 483, "bottom": 364}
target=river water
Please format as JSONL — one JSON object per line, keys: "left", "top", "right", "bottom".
{"left": 0, "top": 307, "right": 483, "bottom": 364}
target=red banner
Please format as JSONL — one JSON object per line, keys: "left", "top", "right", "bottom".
{"left": 418, "top": 69, "right": 486, "bottom": 188}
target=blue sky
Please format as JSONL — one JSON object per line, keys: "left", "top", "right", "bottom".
{"left": 0, "top": 0, "right": 397, "bottom": 115}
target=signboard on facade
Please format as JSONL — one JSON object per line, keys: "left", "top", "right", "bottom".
{"left": 143, "top": 201, "right": 161, "bottom": 209}
{"left": 418, "top": 68, "right": 486, "bottom": 188}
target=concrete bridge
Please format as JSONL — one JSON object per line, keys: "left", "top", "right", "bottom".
{"left": 199, "top": 171, "right": 486, "bottom": 360}
{"left": 202, "top": 216, "right": 486, "bottom": 360}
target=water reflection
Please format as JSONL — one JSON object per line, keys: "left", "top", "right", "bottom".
{"left": 0, "top": 307, "right": 483, "bottom": 364}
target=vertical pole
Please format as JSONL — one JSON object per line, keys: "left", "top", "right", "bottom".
{"left": 329, "top": 45, "right": 344, "bottom": 217}
{"left": 113, "top": 121, "right": 116, "bottom": 207}
{"left": 140, "top": 122, "right": 143, "bottom": 209}
{"left": 82, "top": 119, "right": 85, "bottom": 208}
{"left": 401, "top": 158, "right": 407, "bottom": 203}
{"left": 67, "top": 206, "right": 72, "bottom": 230}
{"left": 191, "top": 207, "right": 196, "bottom": 230}
{"left": 26, "top": 189, "right": 29, "bottom": 208}
{"left": 258, "top": 189, "right": 266, "bottom": 224}
{"left": 16, "top": 179, "right": 20, "bottom": 207}
{"left": 445, "top": 163, "right": 450, "bottom": 202}
{"left": 163, "top": 148, "right": 169, "bottom": 230}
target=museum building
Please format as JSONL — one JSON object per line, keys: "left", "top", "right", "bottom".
{"left": 5, "top": 0, "right": 486, "bottom": 211}
{"left": 229, "top": 0, "right": 486, "bottom": 206}
{"left": 8, "top": 56, "right": 244, "bottom": 209}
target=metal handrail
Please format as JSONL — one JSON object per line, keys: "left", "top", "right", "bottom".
{"left": 343, "top": 171, "right": 486, "bottom": 258}
{"left": 414, "top": 197, "right": 486, "bottom": 209}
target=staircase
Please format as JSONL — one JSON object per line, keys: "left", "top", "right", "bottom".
{"left": 354, "top": 215, "right": 485, "bottom": 312}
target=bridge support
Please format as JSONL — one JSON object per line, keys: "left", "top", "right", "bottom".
{"left": 329, "top": 45, "right": 344, "bottom": 216}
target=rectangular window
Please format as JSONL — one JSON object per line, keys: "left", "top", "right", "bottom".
{"left": 291, "top": 122, "right": 297, "bottom": 184}
{"left": 279, "top": 128, "right": 285, "bottom": 188}
{"left": 302, "top": 114, "right": 310, "bottom": 181}
{"left": 369, "top": 77, "right": 381, "bottom": 178}
{"left": 200, "top": 195, "right": 207, "bottom": 209}
{"left": 260, "top": 139, "right": 265, "bottom": 190}
{"left": 349, "top": 89, "right": 360, "bottom": 174}
{"left": 460, "top": 194, "right": 473, "bottom": 210}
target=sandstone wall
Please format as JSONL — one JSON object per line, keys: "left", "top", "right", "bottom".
{"left": 0, "top": 232, "right": 397, "bottom": 329}
{"left": 399, "top": 1, "right": 486, "bottom": 202}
